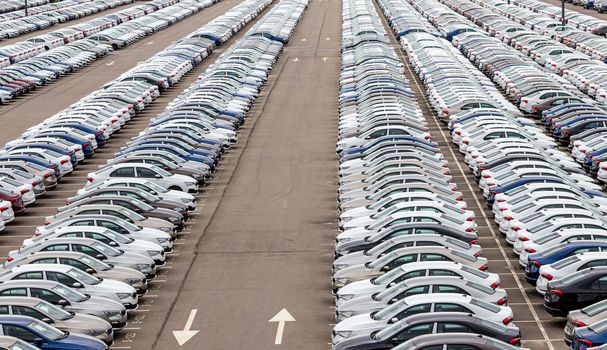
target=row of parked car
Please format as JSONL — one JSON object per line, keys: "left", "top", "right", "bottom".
{"left": 0, "top": 0, "right": 314, "bottom": 349}
{"left": 380, "top": 0, "right": 607, "bottom": 348}
{"left": 0, "top": 0, "right": 50, "bottom": 15}
{"left": 330, "top": 0, "right": 528, "bottom": 349}
{"left": 0, "top": 0, "right": 213, "bottom": 105}
{"left": 0, "top": 0, "right": 310, "bottom": 348}
{"left": 0, "top": 0, "right": 131, "bottom": 40}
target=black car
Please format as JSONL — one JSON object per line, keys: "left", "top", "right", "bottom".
{"left": 332, "top": 312, "right": 521, "bottom": 349}
{"left": 544, "top": 267, "right": 607, "bottom": 317}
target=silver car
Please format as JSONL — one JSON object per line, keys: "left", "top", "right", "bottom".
{"left": 0, "top": 281, "right": 127, "bottom": 329}
{"left": 43, "top": 204, "right": 175, "bottom": 233}
{"left": 0, "top": 297, "right": 113, "bottom": 344}
{"left": 0, "top": 336, "right": 39, "bottom": 349}
{"left": 3, "top": 251, "right": 147, "bottom": 293}
{"left": 0, "top": 265, "right": 138, "bottom": 309}
{"left": 8, "top": 237, "right": 157, "bottom": 279}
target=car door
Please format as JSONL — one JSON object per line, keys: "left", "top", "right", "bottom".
{"left": 432, "top": 285, "right": 468, "bottom": 294}
{"left": 389, "top": 304, "right": 433, "bottom": 324}
{"left": 135, "top": 166, "right": 167, "bottom": 187}
{"left": 383, "top": 254, "right": 419, "bottom": 271}
{"left": 11, "top": 306, "right": 50, "bottom": 324}
{"left": 433, "top": 303, "right": 473, "bottom": 313}
{"left": 45, "top": 271, "right": 81, "bottom": 290}
{"left": 585, "top": 275, "right": 607, "bottom": 304}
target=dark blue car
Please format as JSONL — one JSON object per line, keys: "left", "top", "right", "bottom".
{"left": 571, "top": 318, "right": 607, "bottom": 349}
{"left": 525, "top": 241, "right": 607, "bottom": 283}
{"left": 0, "top": 156, "right": 61, "bottom": 179}
{"left": 0, "top": 315, "right": 107, "bottom": 349}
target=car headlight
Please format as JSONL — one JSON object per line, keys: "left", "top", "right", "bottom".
{"left": 337, "top": 238, "right": 352, "bottom": 244}
{"left": 90, "top": 329, "right": 107, "bottom": 336}
{"left": 136, "top": 264, "right": 152, "bottom": 271}
{"left": 127, "top": 278, "right": 143, "bottom": 285}
{"left": 156, "top": 237, "right": 169, "bottom": 244}
{"left": 340, "top": 217, "right": 353, "bottom": 223}
{"left": 334, "top": 331, "right": 352, "bottom": 338}
{"left": 105, "top": 310, "right": 121, "bottom": 318}
{"left": 333, "top": 278, "right": 348, "bottom": 285}
{"left": 338, "top": 311, "right": 354, "bottom": 318}
{"left": 185, "top": 182, "right": 196, "bottom": 186}
{"left": 338, "top": 294, "right": 354, "bottom": 301}
{"left": 169, "top": 217, "right": 181, "bottom": 222}
{"left": 116, "top": 293, "right": 132, "bottom": 299}
{"left": 147, "top": 250, "right": 162, "bottom": 256}
{"left": 159, "top": 227, "right": 172, "bottom": 233}
{"left": 333, "top": 264, "right": 348, "bottom": 272}
{"left": 180, "top": 198, "right": 191, "bottom": 203}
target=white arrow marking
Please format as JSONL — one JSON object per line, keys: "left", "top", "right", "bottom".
{"left": 269, "top": 309, "right": 295, "bottom": 345}
{"left": 325, "top": 37, "right": 331, "bottom": 41}
{"left": 147, "top": 41, "right": 154, "bottom": 45}
{"left": 106, "top": 61, "right": 115, "bottom": 66}
{"left": 301, "top": 38, "right": 307, "bottom": 41}
{"left": 292, "top": 57, "right": 300, "bottom": 62}
{"left": 322, "top": 57, "right": 328, "bottom": 62}
{"left": 173, "top": 309, "right": 199, "bottom": 346}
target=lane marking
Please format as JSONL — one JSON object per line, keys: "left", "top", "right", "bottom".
{"left": 106, "top": 61, "right": 115, "bottom": 66}
{"left": 269, "top": 309, "right": 295, "bottom": 345}
{"left": 173, "top": 309, "right": 199, "bottom": 346}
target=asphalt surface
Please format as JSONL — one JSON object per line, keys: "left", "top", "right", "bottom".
{"left": 0, "top": 0, "right": 593, "bottom": 348}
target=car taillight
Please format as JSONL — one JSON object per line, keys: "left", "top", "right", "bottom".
{"left": 456, "top": 197, "right": 463, "bottom": 201}
{"left": 532, "top": 261, "right": 542, "bottom": 267}
{"left": 505, "top": 216, "right": 514, "bottom": 221}
{"left": 470, "top": 239, "right": 477, "bottom": 244}
{"left": 43, "top": 173, "right": 51, "bottom": 178}
{"left": 542, "top": 273, "right": 553, "bottom": 280}
{"left": 508, "top": 338, "right": 521, "bottom": 345}
{"left": 466, "top": 217, "right": 474, "bottom": 221}
{"left": 574, "top": 321, "right": 586, "bottom": 327}
{"left": 503, "top": 317, "right": 513, "bottom": 325}
{"left": 87, "top": 177, "right": 93, "bottom": 182}
{"left": 483, "top": 175, "right": 491, "bottom": 178}
{"left": 474, "top": 252, "right": 481, "bottom": 257}
{"left": 60, "top": 159, "right": 68, "bottom": 164}
{"left": 579, "top": 339, "right": 593, "bottom": 347}
{"left": 497, "top": 199, "right": 506, "bottom": 202}
{"left": 479, "top": 265, "right": 488, "bottom": 271}
{"left": 463, "top": 140, "right": 469, "bottom": 145}
{"left": 497, "top": 297, "right": 508, "bottom": 305}
{"left": 519, "top": 237, "right": 529, "bottom": 241}
{"left": 522, "top": 99, "right": 529, "bottom": 103}
{"left": 19, "top": 189, "right": 28, "bottom": 194}
{"left": 491, "top": 281, "right": 500, "bottom": 288}
{"left": 31, "top": 181, "right": 39, "bottom": 186}
{"left": 512, "top": 226, "right": 521, "bottom": 231}
{"left": 43, "top": 220, "right": 50, "bottom": 225}
{"left": 466, "top": 227, "right": 473, "bottom": 232}
{"left": 6, "top": 257, "right": 13, "bottom": 262}
{"left": 525, "top": 248, "right": 537, "bottom": 253}
{"left": 83, "top": 142, "right": 90, "bottom": 147}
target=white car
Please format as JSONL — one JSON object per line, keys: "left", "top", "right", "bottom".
{"left": 87, "top": 163, "right": 198, "bottom": 193}
{"left": 332, "top": 294, "right": 514, "bottom": 345}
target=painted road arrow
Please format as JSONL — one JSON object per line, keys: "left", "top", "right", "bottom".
{"left": 173, "top": 309, "right": 199, "bottom": 346}
{"left": 269, "top": 309, "right": 295, "bottom": 345}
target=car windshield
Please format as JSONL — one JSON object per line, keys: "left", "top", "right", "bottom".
{"left": 67, "top": 268, "right": 101, "bottom": 285}
{"left": 9, "top": 339, "right": 38, "bottom": 350}
{"left": 90, "top": 242, "right": 120, "bottom": 257}
{"left": 535, "top": 232, "right": 561, "bottom": 245}
{"left": 374, "top": 318, "right": 410, "bottom": 340}
{"left": 142, "top": 181, "right": 167, "bottom": 193}
{"left": 373, "top": 267, "right": 407, "bottom": 285}
{"left": 35, "top": 301, "right": 72, "bottom": 321}
{"left": 461, "top": 265, "right": 488, "bottom": 278}
{"left": 374, "top": 299, "right": 409, "bottom": 320}
{"left": 118, "top": 208, "right": 144, "bottom": 221}
{"left": 102, "top": 229, "right": 132, "bottom": 244}
{"left": 51, "top": 284, "right": 86, "bottom": 302}
{"left": 28, "top": 319, "right": 66, "bottom": 340}
{"left": 470, "top": 298, "right": 500, "bottom": 313}
{"left": 589, "top": 318, "right": 607, "bottom": 334}
{"left": 80, "top": 255, "right": 111, "bottom": 271}
{"left": 550, "top": 255, "right": 581, "bottom": 270}
{"left": 151, "top": 165, "right": 172, "bottom": 177}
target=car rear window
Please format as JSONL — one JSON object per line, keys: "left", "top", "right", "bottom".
{"left": 551, "top": 255, "right": 580, "bottom": 270}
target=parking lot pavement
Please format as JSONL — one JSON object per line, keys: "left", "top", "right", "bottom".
{"left": 0, "top": 0, "right": 240, "bottom": 145}
{"left": 146, "top": 0, "right": 341, "bottom": 348}
{"left": 370, "top": 1, "right": 568, "bottom": 349}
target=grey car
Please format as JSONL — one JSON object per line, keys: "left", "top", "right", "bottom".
{"left": 393, "top": 333, "right": 528, "bottom": 350}
{"left": 44, "top": 204, "right": 176, "bottom": 234}
{"left": 0, "top": 297, "right": 113, "bottom": 344}
{"left": 7, "top": 237, "right": 157, "bottom": 279}
{"left": 3, "top": 251, "right": 148, "bottom": 293}
{"left": 0, "top": 336, "right": 39, "bottom": 349}
{"left": 564, "top": 300, "right": 607, "bottom": 345}
{"left": 0, "top": 281, "right": 127, "bottom": 329}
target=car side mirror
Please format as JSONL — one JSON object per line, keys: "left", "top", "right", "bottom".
{"left": 72, "top": 282, "right": 82, "bottom": 288}
{"left": 85, "top": 268, "right": 95, "bottom": 274}
{"left": 34, "top": 338, "right": 45, "bottom": 346}
{"left": 390, "top": 317, "right": 399, "bottom": 324}
{"left": 388, "top": 282, "right": 396, "bottom": 287}
{"left": 154, "top": 174, "right": 162, "bottom": 179}
{"left": 381, "top": 265, "right": 390, "bottom": 271}
{"left": 58, "top": 299, "right": 68, "bottom": 305}
{"left": 41, "top": 318, "right": 52, "bottom": 324}
{"left": 390, "top": 298, "right": 398, "bottom": 304}
{"left": 108, "top": 241, "right": 117, "bottom": 246}
{"left": 96, "top": 254, "right": 106, "bottom": 259}
{"left": 391, "top": 338, "right": 402, "bottom": 345}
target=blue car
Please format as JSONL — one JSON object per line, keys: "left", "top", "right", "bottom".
{"left": 0, "top": 315, "right": 106, "bottom": 349}
{"left": 34, "top": 133, "right": 94, "bottom": 158}
{"left": 571, "top": 318, "right": 607, "bottom": 349}
{"left": 8, "top": 143, "right": 77, "bottom": 165}
{"left": 487, "top": 177, "right": 565, "bottom": 204}
{"left": 525, "top": 241, "right": 607, "bottom": 283}
{"left": 0, "top": 156, "right": 61, "bottom": 179}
